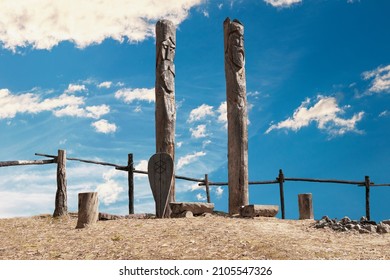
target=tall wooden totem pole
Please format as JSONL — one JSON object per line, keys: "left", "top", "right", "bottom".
{"left": 155, "top": 19, "right": 176, "bottom": 217}
{"left": 223, "top": 18, "right": 249, "bottom": 215}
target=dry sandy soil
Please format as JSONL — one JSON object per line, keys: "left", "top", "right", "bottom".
{"left": 0, "top": 213, "right": 389, "bottom": 260}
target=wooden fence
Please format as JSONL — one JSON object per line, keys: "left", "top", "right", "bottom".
{"left": 1, "top": 150, "right": 390, "bottom": 220}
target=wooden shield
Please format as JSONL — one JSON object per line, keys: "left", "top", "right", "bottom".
{"left": 148, "top": 153, "right": 174, "bottom": 218}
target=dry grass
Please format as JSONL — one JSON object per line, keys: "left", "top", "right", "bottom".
{"left": 0, "top": 214, "right": 389, "bottom": 260}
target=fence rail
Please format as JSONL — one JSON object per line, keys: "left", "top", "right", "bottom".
{"left": 1, "top": 151, "right": 390, "bottom": 221}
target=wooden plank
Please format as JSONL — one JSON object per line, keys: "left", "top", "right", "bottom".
{"left": 169, "top": 202, "right": 214, "bottom": 215}
{"left": 148, "top": 153, "right": 174, "bottom": 218}
{"left": 0, "top": 159, "right": 55, "bottom": 167}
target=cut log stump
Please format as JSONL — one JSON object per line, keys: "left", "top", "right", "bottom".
{"left": 240, "top": 205, "right": 279, "bottom": 218}
{"left": 76, "top": 192, "right": 99, "bottom": 229}
{"left": 170, "top": 202, "right": 214, "bottom": 216}
{"left": 298, "top": 193, "right": 314, "bottom": 220}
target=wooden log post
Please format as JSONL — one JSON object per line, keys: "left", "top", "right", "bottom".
{"left": 278, "top": 169, "right": 285, "bottom": 219}
{"left": 224, "top": 18, "right": 249, "bottom": 215}
{"left": 76, "top": 192, "right": 99, "bottom": 229}
{"left": 205, "top": 174, "right": 211, "bottom": 203}
{"left": 298, "top": 193, "right": 314, "bottom": 220}
{"left": 128, "top": 154, "right": 134, "bottom": 215}
{"left": 365, "top": 176, "right": 370, "bottom": 221}
{"left": 53, "top": 149, "right": 68, "bottom": 217}
{"left": 155, "top": 19, "right": 176, "bottom": 218}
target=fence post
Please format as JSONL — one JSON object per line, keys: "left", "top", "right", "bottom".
{"left": 205, "top": 174, "right": 211, "bottom": 203}
{"left": 365, "top": 175, "right": 370, "bottom": 220}
{"left": 53, "top": 149, "right": 68, "bottom": 217}
{"left": 128, "top": 153, "right": 134, "bottom": 215}
{"left": 278, "top": 169, "right": 285, "bottom": 219}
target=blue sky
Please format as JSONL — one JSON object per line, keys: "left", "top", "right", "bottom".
{"left": 0, "top": 0, "right": 389, "bottom": 221}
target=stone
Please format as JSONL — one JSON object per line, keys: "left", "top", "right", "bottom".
{"left": 363, "top": 224, "right": 377, "bottom": 233}
{"left": 377, "top": 223, "right": 390, "bottom": 234}
{"left": 360, "top": 216, "right": 368, "bottom": 222}
{"left": 239, "top": 204, "right": 279, "bottom": 218}
{"left": 354, "top": 224, "right": 361, "bottom": 231}
{"left": 382, "top": 220, "right": 390, "bottom": 226}
{"left": 169, "top": 202, "right": 214, "bottom": 215}
{"left": 321, "top": 216, "right": 331, "bottom": 223}
{"left": 359, "top": 228, "right": 370, "bottom": 234}
{"left": 202, "top": 213, "right": 213, "bottom": 218}
{"left": 341, "top": 216, "right": 351, "bottom": 224}
{"left": 171, "top": 210, "right": 193, "bottom": 218}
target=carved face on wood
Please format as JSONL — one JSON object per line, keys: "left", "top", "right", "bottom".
{"left": 228, "top": 23, "right": 245, "bottom": 69}
{"left": 161, "top": 37, "right": 175, "bottom": 62}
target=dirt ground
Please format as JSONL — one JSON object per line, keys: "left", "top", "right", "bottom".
{"left": 0, "top": 213, "right": 389, "bottom": 260}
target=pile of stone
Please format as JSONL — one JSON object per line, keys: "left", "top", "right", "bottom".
{"left": 314, "top": 216, "right": 390, "bottom": 234}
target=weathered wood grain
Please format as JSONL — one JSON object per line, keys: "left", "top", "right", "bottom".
{"left": 298, "top": 193, "right": 314, "bottom": 220}
{"left": 169, "top": 202, "right": 214, "bottom": 215}
{"left": 76, "top": 192, "right": 99, "bottom": 229}
{"left": 240, "top": 205, "right": 279, "bottom": 218}
{"left": 224, "top": 17, "right": 249, "bottom": 215}
{"left": 53, "top": 149, "right": 67, "bottom": 217}
{"left": 148, "top": 153, "right": 174, "bottom": 218}
{"left": 155, "top": 19, "right": 176, "bottom": 217}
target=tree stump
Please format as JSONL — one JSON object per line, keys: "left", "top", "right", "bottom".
{"left": 76, "top": 192, "right": 99, "bottom": 229}
{"left": 298, "top": 193, "right": 314, "bottom": 220}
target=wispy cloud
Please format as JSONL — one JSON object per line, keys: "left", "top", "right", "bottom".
{"left": 379, "top": 110, "right": 389, "bottom": 118}
{"left": 362, "top": 65, "right": 390, "bottom": 94}
{"left": 115, "top": 88, "right": 155, "bottom": 104}
{"left": 91, "top": 119, "right": 117, "bottom": 134}
{"left": 177, "top": 151, "right": 206, "bottom": 170}
{"left": 64, "top": 84, "right": 86, "bottom": 94}
{"left": 187, "top": 104, "right": 214, "bottom": 123}
{"left": 266, "top": 95, "right": 364, "bottom": 136}
{"left": 264, "top": 0, "right": 302, "bottom": 8}
{"left": 97, "top": 81, "right": 113, "bottom": 89}
{"left": 190, "top": 124, "right": 208, "bottom": 138}
{"left": 0, "top": 0, "right": 204, "bottom": 51}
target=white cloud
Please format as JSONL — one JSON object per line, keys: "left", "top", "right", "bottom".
{"left": 177, "top": 151, "right": 206, "bottom": 170}
{"left": 97, "top": 81, "right": 112, "bottom": 89}
{"left": 265, "top": 95, "right": 364, "bottom": 136}
{"left": 196, "top": 193, "right": 207, "bottom": 201}
{"left": 134, "top": 106, "right": 142, "bottom": 113}
{"left": 264, "top": 0, "right": 302, "bottom": 8}
{"left": 218, "top": 3, "right": 223, "bottom": 9}
{"left": 0, "top": 0, "right": 204, "bottom": 51}
{"left": 379, "top": 110, "right": 389, "bottom": 117}
{"left": 65, "top": 84, "right": 86, "bottom": 94}
{"left": 362, "top": 65, "right": 390, "bottom": 94}
{"left": 54, "top": 104, "right": 110, "bottom": 119}
{"left": 347, "top": 0, "right": 360, "bottom": 3}
{"left": 96, "top": 169, "right": 124, "bottom": 205}
{"left": 214, "top": 186, "right": 224, "bottom": 198}
{"left": 217, "top": 101, "right": 227, "bottom": 128}
{"left": 115, "top": 88, "right": 155, "bottom": 104}
{"left": 91, "top": 119, "right": 117, "bottom": 134}
{"left": 177, "top": 141, "right": 183, "bottom": 148}
{"left": 202, "top": 140, "right": 211, "bottom": 148}
{"left": 188, "top": 104, "right": 214, "bottom": 123}
{"left": 134, "top": 160, "right": 148, "bottom": 172}
{"left": 190, "top": 124, "right": 208, "bottom": 138}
